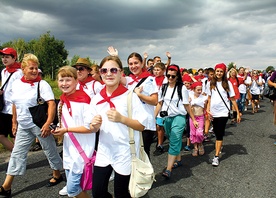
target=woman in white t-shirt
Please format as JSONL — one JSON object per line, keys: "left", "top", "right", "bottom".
{"left": 0, "top": 54, "right": 63, "bottom": 197}
{"left": 206, "top": 63, "right": 241, "bottom": 167}
{"left": 91, "top": 56, "right": 148, "bottom": 198}
{"left": 123, "top": 52, "right": 158, "bottom": 159}
{"left": 156, "top": 64, "right": 198, "bottom": 178}
{"left": 248, "top": 70, "right": 263, "bottom": 113}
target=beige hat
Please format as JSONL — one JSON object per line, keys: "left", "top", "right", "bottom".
{"left": 73, "top": 58, "right": 92, "bottom": 71}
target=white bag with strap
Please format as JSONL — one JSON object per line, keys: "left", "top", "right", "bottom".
{"left": 127, "top": 91, "right": 155, "bottom": 198}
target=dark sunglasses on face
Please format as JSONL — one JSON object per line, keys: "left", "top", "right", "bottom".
{"left": 166, "top": 74, "right": 176, "bottom": 79}
{"left": 100, "top": 68, "right": 120, "bottom": 75}
{"left": 76, "top": 66, "right": 85, "bottom": 71}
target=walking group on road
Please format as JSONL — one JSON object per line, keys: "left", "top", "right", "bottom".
{"left": 0, "top": 46, "right": 274, "bottom": 198}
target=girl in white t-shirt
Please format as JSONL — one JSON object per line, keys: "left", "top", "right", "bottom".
{"left": 206, "top": 63, "right": 240, "bottom": 167}
{"left": 91, "top": 56, "right": 148, "bottom": 198}
{"left": 189, "top": 82, "right": 207, "bottom": 156}
{"left": 248, "top": 70, "right": 263, "bottom": 113}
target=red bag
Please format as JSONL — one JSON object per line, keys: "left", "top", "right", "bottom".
{"left": 80, "top": 151, "right": 96, "bottom": 190}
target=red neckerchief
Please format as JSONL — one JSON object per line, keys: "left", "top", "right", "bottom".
{"left": 237, "top": 74, "right": 245, "bottom": 85}
{"left": 128, "top": 71, "right": 152, "bottom": 85}
{"left": 60, "top": 90, "right": 91, "bottom": 116}
{"left": 155, "top": 75, "right": 165, "bottom": 87}
{"left": 96, "top": 84, "right": 128, "bottom": 108}
{"left": 5, "top": 62, "right": 21, "bottom": 73}
{"left": 20, "top": 76, "right": 41, "bottom": 86}
{"left": 78, "top": 76, "right": 95, "bottom": 91}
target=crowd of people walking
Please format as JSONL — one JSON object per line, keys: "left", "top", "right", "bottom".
{"left": 0, "top": 46, "right": 274, "bottom": 197}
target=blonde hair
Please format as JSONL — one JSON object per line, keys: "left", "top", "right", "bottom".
{"left": 21, "top": 53, "right": 39, "bottom": 69}
{"left": 57, "top": 66, "right": 77, "bottom": 80}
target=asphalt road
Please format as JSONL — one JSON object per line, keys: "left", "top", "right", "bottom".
{"left": 0, "top": 98, "right": 275, "bottom": 198}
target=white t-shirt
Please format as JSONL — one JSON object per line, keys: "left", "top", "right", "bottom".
{"left": 159, "top": 84, "right": 189, "bottom": 117}
{"left": 250, "top": 76, "right": 262, "bottom": 95}
{"left": 206, "top": 81, "right": 235, "bottom": 118}
{"left": 237, "top": 74, "right": 247, "bottom": 94}
{"left": 126, "top": 76, "right": 158, "bottom": 131}
{"left": 11, "top": 80, "right": 54, "bottom": 129}
{"left": 189, "top": 92, "right": 207, "bottom": 108}
{"left": 76, "top": 80, "right": 104, "bottom": 99}
{"left": 1, "top": 69, "right": 23, "bottom": 114}
{"left": 90, "top": 90, "right": 148, "bottom": 175}
{"left": 61, "top": 101, "right": 96, "bottom": 174}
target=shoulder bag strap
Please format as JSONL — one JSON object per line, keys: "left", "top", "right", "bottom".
{"left": 127, "top": 90, "right": 137, "bottom": 158}
{"left": 215, "top": 85, "right": 231, "bottom": 112}
{"left": 0, "top": 72, "right": 14, "bottom": 91}
{"left": 135, "top": 77, "right": 148, "bottom": 88}
{"left": 61, "top": 115, "right": 95, "bottom": 164}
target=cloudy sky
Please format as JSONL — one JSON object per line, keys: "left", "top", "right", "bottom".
{"left": 1, "top": 0, "right": 276, "bottom": 70}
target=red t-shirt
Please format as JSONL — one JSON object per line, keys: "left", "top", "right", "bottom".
{"left": 229, "top": 77, "right": 240, "bottom": 99}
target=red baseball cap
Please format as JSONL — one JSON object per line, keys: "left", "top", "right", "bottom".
{"left": 0, "top": 47, "right": 17, "bottom": 58}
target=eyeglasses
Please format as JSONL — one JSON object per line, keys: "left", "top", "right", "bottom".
{"left": 76, "top": 66, "right": 85, "bottom": 71}
{"left": 166, "top": 74, "right": 176, "bottom": 79}
{"left": 100, "top": 68, "right": 120, "bottom": 75}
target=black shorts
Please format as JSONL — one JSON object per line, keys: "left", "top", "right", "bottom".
{"left": 212, "top": 117, "right": 228, "bottom": 141}
{"left": 0, "top": 113, "right": 14, "bottom": 138}
{"left": 251, "top": 94, "right": 259, "bottom": 101}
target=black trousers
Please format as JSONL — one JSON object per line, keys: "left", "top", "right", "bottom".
{"left": 142, "top": 129, "right": 155, "bottom": 159}
{"left": 92, "top": 165, "right": 131, "bottom": 198}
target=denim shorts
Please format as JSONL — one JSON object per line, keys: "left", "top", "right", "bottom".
{"left": 65, "top": 169, "right": 83, "bottom": 197}
{"left": 156, "top": 117, "right": 164, "bottom": 126}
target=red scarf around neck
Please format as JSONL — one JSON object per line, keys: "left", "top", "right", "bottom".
{"left": 155, "top": 75, "right": 165, "bottom": 87}
{"left": 20, "top": 76, "right": 41, "bottom": 86}
{"left": 96, "top": 84, "right": 128, "bottom": 108}
{"left": 5, "top": 62, "right": 21, "bottom": 73}
{"left": 60, "top": 90, "right": 91, "bottom": 116}
{"left": 128, "top": 71, "right": 152, "bottom": 85}
{"left": 78, "top": 76, "right": 95, "bottom": 90}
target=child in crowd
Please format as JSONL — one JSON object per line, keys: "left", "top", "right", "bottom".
{"left": 182, "top": 74, "right": 193, "bottom": 151}
{"left": 189, "top": 82, "right": 207, "bottom": 156}
{"left": 153, "top": 62, "right": 167, "bottom": 155}
{"left": 52, "top": 66, "right": 100, "bottom": 198}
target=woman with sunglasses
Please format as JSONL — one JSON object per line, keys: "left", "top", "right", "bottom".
{"left": 73, "top": 58, "right": 103, "bottom": 98}
{"left": 155, "top": 64, "right": 198, "bottom": 178}
{"left": 122, "top": 52, "right": 158, "bottom": 159}
{"left": 206, "top": 63, "right": 241, "bottom": 167}
{"left": 91, "top": 55, "right": 148, "bottom": 198}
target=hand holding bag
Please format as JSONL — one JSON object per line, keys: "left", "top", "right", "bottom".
{"left": 29, "top": 81, "right": 48, "bottom": 128}
{"left": 127, "top": 91, "right": 155, "bottom": 198}
{"left": 62, "top": 115, "right": 96, "bottom": 191}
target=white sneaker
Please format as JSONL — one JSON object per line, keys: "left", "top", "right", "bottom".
{"left": 209, "top": 127, "right": 213, "bottom": 133}
{"left": 244, "top": 107, "right": 247, "bottom": 111}
{"left": 59, "top": 186, "right": 68, "bottom": 196}
{"left": 212, "top": 156, "right": 219, "bottom": 166}
{"left": 258, "top": 105, "right": 260, "bottom": 108}
{"left": 109, "top": 170, "right": 115, "bottom": 181}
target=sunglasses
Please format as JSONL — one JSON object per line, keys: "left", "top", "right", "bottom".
{"left": 76, "top": 66, "right": 85, "bottom": 71}
{"left": 100, "top": 68, "right": 120, "bottom": 75}
{"left": 166, "top": 74, "right": 176, "bottom": 79}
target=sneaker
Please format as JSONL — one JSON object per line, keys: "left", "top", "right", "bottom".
{"left": 59, "top": 186, "right": 67, "bottom": 196}
{"left": 0, "top": 186, "right": 11, "bottom": 197}
{"left": 212, "top": 156, "right": 219, "bottom": 166}
{"left": 258, "top": 105, "right": 260, "bottom": 108}
{"left": 153, "top": 145, "right": 164, "bottom": 156}
{"left": 244, "top": 107, "right": 247, "bottom": 111}
{"left": 248, "top": 102, "right": 251, "bottom": 106}
{"left": 109, "top": 170, "right": 115, "bottom": 181}
{"left": 208, "top": 127, "right": 213, "bottom": 133}
{"left": 184, "top": 145, "right": 191, "bottom": 151}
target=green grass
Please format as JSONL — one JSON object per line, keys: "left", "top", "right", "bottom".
{"left": 0, "top": 76, "right": 62, "bottom": 152}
